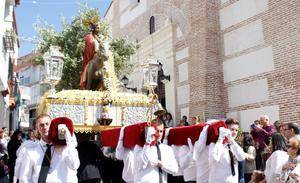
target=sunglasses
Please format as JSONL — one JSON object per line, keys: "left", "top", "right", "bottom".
{"left": 287, "top": 144, "right": 297, "bottom": 149}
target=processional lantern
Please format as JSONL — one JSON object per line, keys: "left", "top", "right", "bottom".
{"left": 142, "top": 56, "right": 165, "bottom": 124}
{"left": 43, "top": 46, "right": 64, "bottom": 98}
{"left": 142, "top": 56, "right": 159, "bottom": 91}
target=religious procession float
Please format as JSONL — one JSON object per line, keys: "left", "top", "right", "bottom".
{"left": 36, "top": 16, "right": 226, "bottom": 148}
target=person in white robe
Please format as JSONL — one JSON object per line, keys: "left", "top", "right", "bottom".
{"left": 133, "top": 120, "right": 178, "bottom": 183}
{"left": 163, "top": 127, "right": 196, "bottom": 182}
{"left": 115, "top": 126, "right": 135, "bottom": 183}
{"left": 208, "top": 118, "right": 246, "bottom": 183}
{"left": 178, "top": 138, "right": 196, "bottom": 182}
{"left": 265, "top": 132, "right": 289, "bottom": 183}
{"left": 163, "top": 128, "right": 187, "bottom": 181}
{"left": 193, "top": 124, "right": 210, "bottom": 183}
{"left": 280, "top": 137, "right": 300, "bottom": 183}
{"left": 17, "top": 115, "right": 80, "bottom": 183}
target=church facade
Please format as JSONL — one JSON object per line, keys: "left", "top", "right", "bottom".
{"left": 104, "top": 0, "right": 300, "bottom": 130}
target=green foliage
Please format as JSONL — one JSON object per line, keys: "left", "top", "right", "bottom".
{"left": 110, "top": 38, "right": 137, "bottom": 77}
{"left": 33, "top": 54, "right": 44, "bottom": 65}
{"left": 34, "top": 4, "right": 135, "bottom": 91}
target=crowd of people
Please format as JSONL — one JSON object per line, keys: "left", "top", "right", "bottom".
{"left": 0, "top": 113, "right": 300, "bottom": 183}
{"left": 0, "top": 127, "right": 33, "bottom": 183}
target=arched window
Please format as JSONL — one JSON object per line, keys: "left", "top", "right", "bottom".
{"left": 149, "top": 16, "right": 155, "bottom": 34}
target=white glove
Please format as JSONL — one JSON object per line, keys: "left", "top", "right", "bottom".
{"left": 218, "top": 127, "right": 231, "bottom": 141}
{"left": 145, "top": 127, "right": 156, "bottom": 144}
{"left": 163, "top": 128, "right": 171, "bottom": 144}
{"left": 58, "top": 124, "right": 77, "bottom": 147}
{"left": 119, "top": 127, "right": 125, "bottom": 141}
{"left": 187, "top": 138, "right": 194, "bottom": 154}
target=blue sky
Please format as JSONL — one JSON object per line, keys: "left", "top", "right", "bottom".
{"left": 15, "top": 0, "right": 112, "bottom": 57}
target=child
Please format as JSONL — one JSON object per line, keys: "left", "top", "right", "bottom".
{"left": 249, "top": 170, "right": 265, "bottom": 183}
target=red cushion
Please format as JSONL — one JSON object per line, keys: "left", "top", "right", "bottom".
{"left": 101, "top": 122, "right": 151, "bottom": 148}
{"left": 168, "top": 123, "right": 206, "bottom": 145}
{"left": 167, "top": 121, "right": 226, "bottom": 146}
{"left": 123, "top": 122, "right": 149, "bottom": 148}
{"left": 101, "top": 121, "right": 226, "bottom": 148}
{"left": 49, "top": 117, "right": 74, "bottom": 146}
{"left": 101, "top": 127, "right": 121, "bottom": 148}
{"left": 206, "top": 121, "right": 227, "bottom": 145}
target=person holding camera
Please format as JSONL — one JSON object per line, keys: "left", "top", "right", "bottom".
{"left": 250, "top": 115, "right": 275, "bottom": 171}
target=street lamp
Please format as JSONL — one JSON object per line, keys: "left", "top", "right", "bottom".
{"left": 121, "top": 76, "right": 129, "bottom": 87}
{"left": 158, "top": 62, "right": 171, "bottom": 84}
{"left": 121, "top": 75, "right": 137, "bottom": 92}
{"left": 43, "top": 46, "right": 64, "bottom": 98}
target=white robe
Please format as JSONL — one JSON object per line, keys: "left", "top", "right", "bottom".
{"left": 265, "top": 150, "right": 289, "bottom": 183}
{"left": 115, "top": 139, "right": 134, "bottom": 183}
{"left": 14, "top": 140, "right": 38, "bottom": 181}
{"left": 133, "top": 144, "right": 179, "bottom": 183}
{"left": 170, "top": 145, "right": 184, "bottom": 176}
{"left": 208, "top": 140, "right": 246, "bottom": 183}
{"left": 178, "top": 145, "right": 196, "bottom": 181}
{"left": 193, "top": 125, "right": 210, "bottom": 183}
{"left": 18, "top": 139, "right": 80, "bottom": 183}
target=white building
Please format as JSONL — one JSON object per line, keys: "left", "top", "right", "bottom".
{"left": 0, "top": 0, "right": 20, "bottom": 129}
{"left": 16, "top": 47, "right": 64, "bottom": 128}
{"left": 104, "top": 0, "right": 300, "bottom": 128}
{"left": 16, "top": 52, "right": 46, "bottom": 127}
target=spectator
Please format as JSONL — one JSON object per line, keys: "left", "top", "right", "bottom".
{"left": 280, "top": 137, "right": 300, "bottom": 182}
{"left": 282, "top": 123, "right": 300, "bottom": 140}
{"left": 249, "top": 170, "right": 265, "bottom": 183}
{"left": 264, "top": 133, "right": 289, "bottom": 183}
{"left": 178, "top": 116, "right": 188, "bottom": 127}
{"left": 164, "top": 113, "right": 173, "bottom": 128}
{"left": 243, "top": 133, "right": 256, "bottom": 183}
{"left": 273, "top": 120, "right": 283, "bottom": 133}
{"left": 27, "top": 129, "right": 37, "bottom": 141}
{"left": 190, "top": 117, "right": 197, "bottom": 125}
{"left": 0, "top": 129, "right": 8, "bottom": 156}
{"left": 1, "top": 127, "right": 9, "bottom": 142}
{"left": 0, "top": 152, "right": 9, "bottom": 183}
{"left": 251, "top": 115, "right": 275, "bottom": 170}
{"left": 7, "top": 130, "right": 23, "bottom": 183}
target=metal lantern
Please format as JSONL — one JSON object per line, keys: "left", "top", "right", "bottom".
{"left": 42, "top": 46, "right": 64, "bottom": 98}
{"left": 43, "top": 46, "right": 64, "bottom": 81}
{"left": 142, "top": 57, "right": 159, "bottom": 90}
{"left": 121, "top": 76, "right": 129, "bottom": 87}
